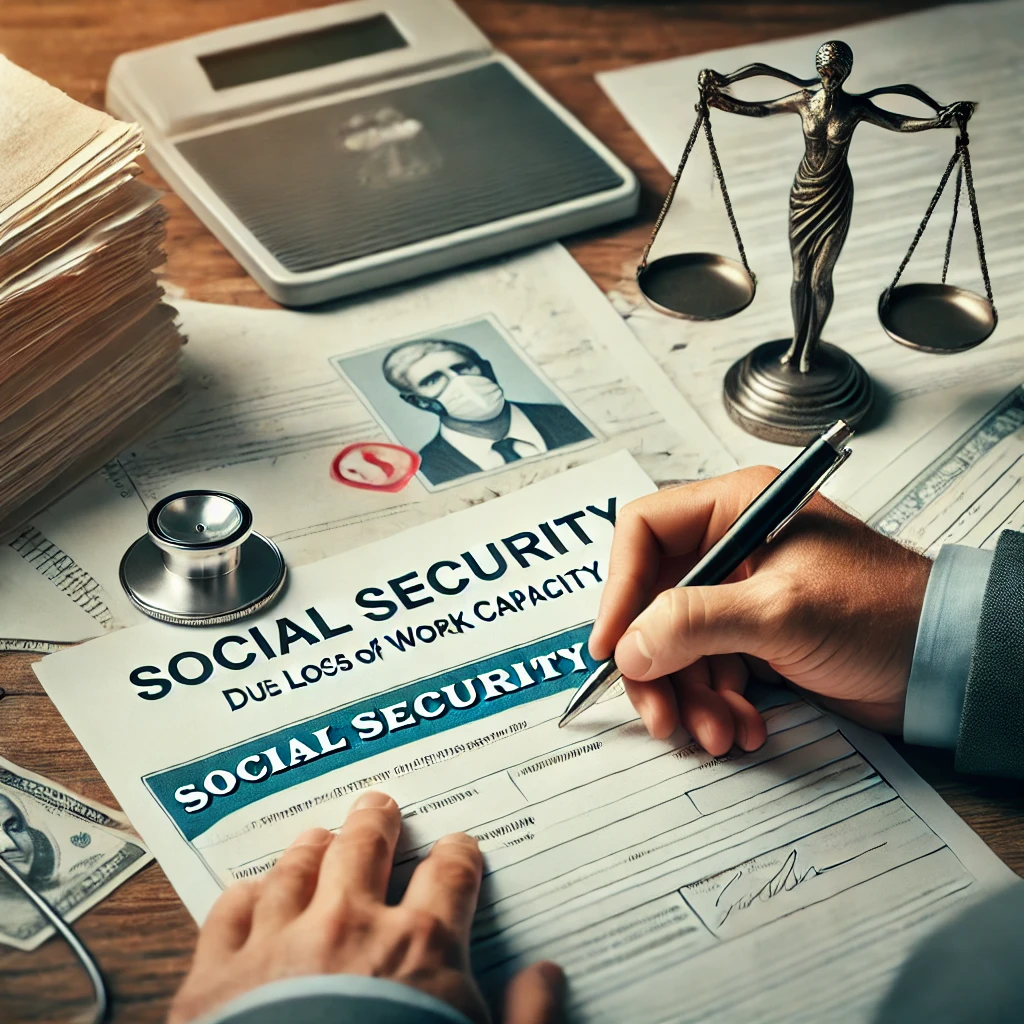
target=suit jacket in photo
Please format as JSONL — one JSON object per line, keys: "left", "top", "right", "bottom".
{"left": 417, "top": 401, "right": 592, "bottom": 486}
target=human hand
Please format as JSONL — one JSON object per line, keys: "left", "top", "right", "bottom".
{"left": 588, "top": 467, "right": 932, "bottom": 754}
{"left": 168, "top": 792, "right": 563, "bottom": 1024}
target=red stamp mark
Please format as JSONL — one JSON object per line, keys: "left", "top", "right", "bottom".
{"left": 331, "top": 442, "right": 421, "bottom": 493}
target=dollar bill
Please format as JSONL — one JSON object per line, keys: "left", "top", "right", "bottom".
{"left": 0, "top": 754, "right": 151, "bottom": 950}
{"left": 0, "top": 638, "right": 75, "bottom": 654}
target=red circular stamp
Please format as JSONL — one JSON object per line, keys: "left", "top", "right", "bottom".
{"left": 331, "top": 442, "right": 421, "bottom": 493}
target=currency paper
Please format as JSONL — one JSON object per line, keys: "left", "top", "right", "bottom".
{"left": 0, "top": 755, "right": 151, "bottom": 950}
{"left": 598, "top": 0, "right": 1024, "bottom": 503}
{"left": 862, "top": 384, "right": 1024, "bottom": 553}
{"left": 3, "top": 243, "right": 734, "bottom": 647}
{"left": 35, "top": 453, "right": 1013, "bottom": 1021}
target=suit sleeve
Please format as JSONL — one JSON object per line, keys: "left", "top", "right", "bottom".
{"left": 955, "top": 529, "right": 1024, "bottom": 778}
{"left": 873, "top": 881, "right": 1024, "bottom": 1023}
{"left": 194, "top": 975, "right": 474, "bottom": 1024}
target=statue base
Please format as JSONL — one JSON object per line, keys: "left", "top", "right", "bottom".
{"left": 723, "top": 339, "right": 873, "bottom": 446}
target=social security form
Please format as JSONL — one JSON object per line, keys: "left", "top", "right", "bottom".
{"left": 37, "top": 453, "right": 1013, "bottom": 1022}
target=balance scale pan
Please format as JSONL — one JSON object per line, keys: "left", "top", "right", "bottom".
{"left": 879, "top": 283, "right": 996, "bottom": 354}
{"left": 637, "top": 252, "right": 755, "bottom": 321}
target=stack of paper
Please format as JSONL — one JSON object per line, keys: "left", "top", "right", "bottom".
{"left": 0, "top": 56, "right": 184, "bottom": 538}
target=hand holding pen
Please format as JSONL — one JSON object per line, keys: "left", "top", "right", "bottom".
{"left": 564, "top": 422, "right": 933, "bottom": 752}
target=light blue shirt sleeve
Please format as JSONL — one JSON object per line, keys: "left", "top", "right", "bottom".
{"left": 903, "top": 544, "right": 994, "bottom": 749}
{"left": 196, "top": 974, "right": 474, "bottom": 1024}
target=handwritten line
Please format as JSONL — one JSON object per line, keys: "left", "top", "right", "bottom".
{"left": 716, "top": 842, "right": 887, "bottom": 928}
{"left": 9, "top": 526, "right": 115, "bottom": 629}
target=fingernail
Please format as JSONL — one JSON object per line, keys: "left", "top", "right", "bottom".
{"left": 536, "top": 960, "right": 566, "bottom": 997}
{"left": 353, "top": 791, "right": 393, "bottom": 811}
{"left": 635, "top": 695, "right": 654, "bottom": 735}
{"left": 735, "top": 719, "right": 747, "bottom": 750}
{"left": 629, "top": 689, "right": 657, "bottom": 736}
{"left": 293, "top": 827, "right": 331, "bottom": 847}
{"left": 697, "top": 716, "right": 728, "bottom": 758}
{"left": 433, "top": 832, "right": 479, "bottom": 848}
{"left": 617, "top": 630, "right": 652, "bottom": 678}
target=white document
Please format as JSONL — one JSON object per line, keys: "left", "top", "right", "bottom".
{"left": 863, "top": 384, "right": 1024, "bottom": 553}
{"left": 2, "top": 244, "right": 734, "bottom": 647}
{"left": 35, "top": 453, "right": 1013, "bottom": 1022}
{"left": 0, "top": 542, "right": 101, "bottom": 652}
{"left": 599, "top": 0, "right": 1024, "bottom": 502}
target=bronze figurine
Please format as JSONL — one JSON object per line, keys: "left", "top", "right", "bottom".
{"left": 637, "top": 40, "right": 990, "bottom": 445}
{"left": 702, "top": 42, "right": 972, "bottom": 374}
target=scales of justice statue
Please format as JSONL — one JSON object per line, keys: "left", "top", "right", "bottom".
{"left": 637, "top": 40, "right": 997, "bottom": 445}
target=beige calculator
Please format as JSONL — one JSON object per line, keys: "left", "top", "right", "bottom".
{"left": 107, "top": 0, "right": 638, "bottom": 306}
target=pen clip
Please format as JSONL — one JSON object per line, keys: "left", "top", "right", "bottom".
{"left": 766, "top": 447, "right": 852, "bottom": 544}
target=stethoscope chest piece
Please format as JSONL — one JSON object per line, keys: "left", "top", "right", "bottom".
{"left": 120, "top": 490, "right": 286, "bottom": 626}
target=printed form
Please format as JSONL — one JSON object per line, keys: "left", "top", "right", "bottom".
{"left": 36, "top": 454, "right": 1013, "bottom": 1022}
{"left": 863, "top": 385, "right": 1024, "bottom": 554}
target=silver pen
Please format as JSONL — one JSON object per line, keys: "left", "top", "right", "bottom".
{"left": 558, "top": 420, "right": 854, "bottom": 728}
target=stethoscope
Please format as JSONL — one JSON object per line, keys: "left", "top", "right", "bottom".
{"left": 9, "top": 490, "right": 285, "bottom": 1022}
{"left": 119, "top": 490, "right": 287, "bottom": 626}
{"left": 0, "top": 855, "right": 108, "bottom": 1023}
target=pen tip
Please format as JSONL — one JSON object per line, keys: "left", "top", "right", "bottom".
{"left": 823, "top": 420, "right": 853, "bottom": 448}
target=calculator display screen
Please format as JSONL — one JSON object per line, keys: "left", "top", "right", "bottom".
{"left": 199, "top": 15, "right": 407, "bottom": 91}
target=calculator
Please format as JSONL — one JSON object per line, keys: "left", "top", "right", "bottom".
{"left": 107, "top": 0, "right": 638, "bottom": 306}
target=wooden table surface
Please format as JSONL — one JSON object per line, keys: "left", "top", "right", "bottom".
{"left": 4, "top": 2, "right": 1022, "bottom": 1022}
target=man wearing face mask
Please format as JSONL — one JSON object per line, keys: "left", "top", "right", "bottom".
{"left": 382, "top": 339, "right": 592, "bottom": 485}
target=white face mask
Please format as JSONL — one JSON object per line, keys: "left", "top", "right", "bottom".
{"left": 438, "top": 374, "right": 505, "bottom": 422}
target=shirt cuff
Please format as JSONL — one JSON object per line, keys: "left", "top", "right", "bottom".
{"left": 196, "top": 974, "right": 474, "bottom": 1024}
{"left": 903, "top": 544, "right": 994, "bottom": 749}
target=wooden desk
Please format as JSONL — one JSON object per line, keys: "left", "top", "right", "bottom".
{"left": 2, "top": 2, "right": 1021, "bottom": 1021}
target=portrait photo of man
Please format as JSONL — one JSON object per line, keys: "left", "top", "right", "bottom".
{"left": 381, "top": 338, "right": 592, "bottom": 485}
{"left": 334, "top": 319, "right": 595, "bottom": 488}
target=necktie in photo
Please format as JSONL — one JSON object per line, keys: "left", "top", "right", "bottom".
{"left": 491, "top": 437, "right": 522, "bottom": 463}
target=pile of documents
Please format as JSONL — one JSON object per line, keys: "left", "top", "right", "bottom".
{"left": 0, "top": 56, "right": 184, "bottom": 538}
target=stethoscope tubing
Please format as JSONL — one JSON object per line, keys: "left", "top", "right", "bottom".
{"left": 0, "top": 854, "right": 108, "bottom": 1023}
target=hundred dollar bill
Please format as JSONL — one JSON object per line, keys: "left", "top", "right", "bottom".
{"left": 0, "top": 639, "right": 75, "bottom": 654}
{"left": 0, "top": 754, "right": 151, "bottom": 950}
